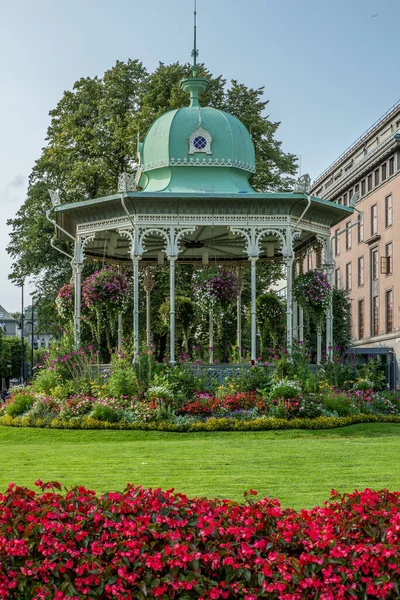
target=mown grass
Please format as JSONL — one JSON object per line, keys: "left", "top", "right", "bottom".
{"left": 1, "top": 424, "right": 399, "bottom": 509}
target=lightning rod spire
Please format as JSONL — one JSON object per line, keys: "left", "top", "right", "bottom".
{"left": 191, "top": 0, "right": 199, "bottom": 77}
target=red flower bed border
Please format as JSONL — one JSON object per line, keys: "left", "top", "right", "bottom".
{"left": 0, "top": 483, "right": 399, "bottom": 599}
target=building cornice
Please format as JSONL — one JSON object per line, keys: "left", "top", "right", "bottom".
{"left": 312, "top": 134, "right": 400, "bottom": 201}
{"left": 312, "top": 100, "right": 400, "bottom": 188}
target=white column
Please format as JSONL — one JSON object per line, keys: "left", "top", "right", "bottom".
{"left": 250, "top": 256, "right": 258, "bottom": 362}
{"left": 324, "top": 237, "right": 334, "bottom": 362}
{"left": 236, "top": 265, "right": 244, "bottom": 362}
{"left": 293, "top": 300, "right": 298, "bottom": 341}
{"left": 209, "top": 309, "right": 214, "bottom": 364}
{"left": 73, "top": 263, "right": 83, "bottom": 350}
{"left": 285, "top": 230, "right": 294, "bottom": 356}
{"left": 133, "top": 256, "right": 140, "bottom": 357}
{"left": 299, "top": 308, "right": 304, "bottom": 343}
{"left": 143, "top": 266, "right": 155, "bottom": 347}
{"left": 317, "top": 325, "right": 322, "bottom": 366}
{"left": 117, "top": 264, "right": 123, "bottom": 351}
{"left": 169, "top": 256, "right": 177, "bottom": 364}
{"left": 117, "top": 313, "right": 123, "bottom": 351}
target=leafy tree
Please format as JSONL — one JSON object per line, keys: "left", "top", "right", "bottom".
{"left": 7, "top": 59, "right": 297, "bottom": 339}
{"left": 0, "top": 337, "right": 30, "bottom": 379}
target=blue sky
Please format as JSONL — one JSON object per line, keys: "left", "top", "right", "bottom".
{"left": 1, "top": 0, "right": 399, "bottom": 308}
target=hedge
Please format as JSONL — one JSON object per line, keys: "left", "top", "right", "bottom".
{"left": 1, "top": 413, "right": 400, "bottom": 432}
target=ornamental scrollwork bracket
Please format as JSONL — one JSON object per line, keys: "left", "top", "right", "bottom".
{"left": 74, "top": 233, "right": 96, "bottom": 263}
{"left": 117, "top": 228, "right": 143, "bottom": 258}
{"left": 174, "top": 227, "right": 197, "bottom": 255}
{"left": 293, "top": 174, "right": 311, "bottom": 194}
{"left": 118, "top": 172, "right": 136, "bottom": 193}
{"left": 48, "top": 189, "right": 61, "bottom": 207}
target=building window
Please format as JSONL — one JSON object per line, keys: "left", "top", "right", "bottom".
{"left": 343, "top": 192, "right": 348, "bottom": 207}
{"left": 381, "top": 242, "right": 393, "bottom": 275}
{"left": 372, "top": 248, "right": 379, "bottom": 281}
{"left": 334, "top": 228, "right": 340, "bottom": 256}
{"left": 335, "top": 268, "right": 341, "bottom": 289}
{"left": 389, "top": 156, "right": 395, "bottom": 176}
{"left": 361, "top": 179, "right": 366, "bottom": 196}
{"left": 358, "top": 256, "right": 364, "bottom": 286}
{"left": 346, "top": 263, "right": 352, "bottom": 290}
{"left": 374, "top": 169, "right": 380, "bottom": 187}
{"left": 355, "top": 183, "right": 360, "bottom": 195}
{"left": 386, "top": 290, "right": 393, "bottom": 334}
{"left": 345, "top": 221, "right": 352, "bottom": 250}
{"left": 368, "top": 174, "right": 373, "bottom": 191}
{"left": 348, "top": 188, "right": 353, "bottom": 203}
{"left": 338, "top": 196, "right": 343, "bottom": 205}
{"left": 385, "top": 194, "right": 392, "bottom": 228}
{"left": 372, "top": 296, "right": 379, "bottom": 336}
{"left": 358, "top": 213, "right": 364, "bottom": 243}
{"left": 371, "top": 204, "right": 378, "bottom": 236}
{"left": 382, "top": 162, "right": 387, "bottom": 181}
{"left": 358, "top": 299, "right": 364, "bottom": 339}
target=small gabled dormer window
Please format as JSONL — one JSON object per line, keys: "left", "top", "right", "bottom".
{"left": 188, "top": 126, "right": 212, "bottom": 155}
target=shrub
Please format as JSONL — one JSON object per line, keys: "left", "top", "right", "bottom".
{"left": 107, "top": 354, "right": 138, "bottom": 399}
{"left": 270, "top": 377, "right": 301, "bottom": 400}
{"left": 153, "top": 364, "right": 206, "bottom": 399}
{"left": 323, "top": 391, "right": 355, "bottom": 416}
{"left": 32, "top": 368, "right": 59, "bottom": 395}
{"left": 91, "top": 403, "right": 121, "bottom": 423}
{"left": 224, "top": 365, "right": 271, "bottom": 393}
{"left": 5, "top": 393, "right": 35, "bottom": 417}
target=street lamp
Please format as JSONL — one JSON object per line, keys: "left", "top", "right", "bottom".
{"left": 20, "top": 283, "right": 24, "bottom": 384}
{"left": 30, "top": 291, "right": 37, "bottom": 379}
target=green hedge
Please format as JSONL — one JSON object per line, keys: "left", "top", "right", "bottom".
{"left": 1, "top": 413, "right": 400, "bottom": 432}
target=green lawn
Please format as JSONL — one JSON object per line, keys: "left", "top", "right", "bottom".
{"left": 1, "top": 424, "right": 399, "bottom": 509}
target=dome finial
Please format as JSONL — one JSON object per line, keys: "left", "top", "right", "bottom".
{"left": 191, "top": 0, "right": 198, "bottom": 78}
{"left": 180, "top": 0, "right": 209, "bottom": 106}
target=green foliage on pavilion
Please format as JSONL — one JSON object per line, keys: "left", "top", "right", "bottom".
{"left": 7, "top": 60, "right": 297, "bottom": 337}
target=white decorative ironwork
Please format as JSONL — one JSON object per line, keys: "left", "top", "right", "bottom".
{"left": 138, "top": 226, "right": 197, "bottom": 257}
{"left": 48, "top": 189, "right": 61, "bottom": 207}
{"left": 139, "top": 227, "right": 170, "bottom": 254}
{"left": 293, "top": 174, "right": 311, "bottom": 193}
{"left": 229, "top": 226, "right": 287, "bottom": 257}
{"left": 174, "top": 227, "right": 197, "bottom": 253}
{"left": 117, "top": 229, "right": 135, "bottom": 256}
{"left": 76, "top": 215, "right": 330, "bottom": 241}
{"left": 142, "top": 157, "right": 256, "bottom": 173}
{"left": 118, "top": 172, "right": 136, "bottom": 193}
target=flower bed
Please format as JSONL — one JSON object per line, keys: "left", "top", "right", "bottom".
{"left": 0, "top": 482, "right": 399, "bottom": 599}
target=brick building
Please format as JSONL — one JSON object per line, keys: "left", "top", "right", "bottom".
{"left": 310, "top": 101, "right": 400, "bottom": 384}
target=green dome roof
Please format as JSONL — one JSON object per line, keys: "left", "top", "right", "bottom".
{"left": 137, "top": 78, "right": 256, "bottom": 194}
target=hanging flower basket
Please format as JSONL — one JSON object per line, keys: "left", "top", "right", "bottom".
{"left": 82, "top": 268, "right": 129, "bottom": 349}
{"left": 56, "top": 283, "right": 74, "bottom": 319}
{"left": 294, "top": 269, "right": 332, "bottom": 322}
{"left": 193, "top": 266, "right": 238, "bottom": 308}
{"left": 82, "top": 269, "right": 129, "bottom": 312}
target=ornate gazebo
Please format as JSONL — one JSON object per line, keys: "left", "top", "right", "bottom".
{"left": 47, "top": 50, "right": 353, "bottom": 365}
